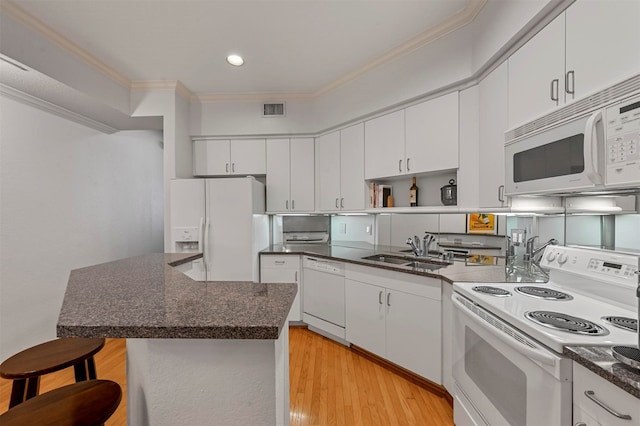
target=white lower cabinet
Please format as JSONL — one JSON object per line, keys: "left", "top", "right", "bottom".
{"left": 572, "top": 362, "right": 639, "bottom": 426}
{"left": 345, "top": 264, "right": 441, "bottom": 384}
{"left": 260, "top": 255, "right": 301, "bottom": 322}
{"left": 441, "top": 283, "right": 453, "bottom": 395}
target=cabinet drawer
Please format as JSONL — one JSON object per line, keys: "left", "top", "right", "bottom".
{"left": 260, "top": 255, "right": 300, "bottom": 269}
{"left": 573, "top": 362, "right": 638, "bottom": 426}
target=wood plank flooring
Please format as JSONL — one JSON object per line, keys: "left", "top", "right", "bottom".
{"left": 1, "top": 329, "right": 453, "bottom": 425}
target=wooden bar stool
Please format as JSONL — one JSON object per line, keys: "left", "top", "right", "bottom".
{"left": 0, "top": 379, "right": 121, "bottom": 426}
{"left": 0, "top": 337, "right": 105, "bottom": 408}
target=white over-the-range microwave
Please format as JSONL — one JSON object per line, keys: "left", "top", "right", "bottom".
{"left": 505, "top": 75, "right": 640, "bottom": 196}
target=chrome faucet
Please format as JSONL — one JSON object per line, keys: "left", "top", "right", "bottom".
{"left": 524, "top": 237, "right": 559, "bottom": 264}
{"left": 406, "top": 236, "right": 422, "bottom": 257}
{"left": 423, "top": 233, "right": 435, "bottom": 257}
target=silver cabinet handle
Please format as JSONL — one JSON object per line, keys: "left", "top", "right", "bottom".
{"left": 291, "top": 199, "right": 295, "bottom": 210}
{"left": 335, "top": 198, "right": 339, "bottom": 208}
{"left": 498, "top": 185, "right": 505, "bottom": 203}
{"left": 285, "top": 200, "right": 289, "bottom": 210}
{"left": 575, "top": 423, "right": 587, "bottom": 426}
{"left": 398, "top": 159, "right": 402, "bottom": 173}
{"left": 340, "top": 198, "right": 344, "bottom": 208}
{"left": 295, "top": 271, "right": 298, "bottom": 282}
{"left": 226, "top": 163, "right": 230, "bottom": 173}
{"left": 584, "top": 390, "right": 632, "bottom": 420}
{"left": 386, "top": 292, "right": 391, "bottom": 307}
{"left": 565, "top": 70, "right": 575, "bottom": 96}
{"left": 550, "top": 79, "right": 559, "bottom": 104}
{"left": 275, "top": 260, "right": 285, "bottom": 265}
{"left": 407, "top": 158, "right": 411, "bottom": 171}
{"left": 378, "top": 290, "right": 383, "bottom": 305}
{"left": 232, "top": 162, "right": 236, "bottom": 173}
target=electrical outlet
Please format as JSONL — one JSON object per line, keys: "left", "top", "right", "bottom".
{"left": 339, "top": 223, "right": 347, "bottom": 234}
{"left": 511, "top": 229, "right": 525, "bottom": 245}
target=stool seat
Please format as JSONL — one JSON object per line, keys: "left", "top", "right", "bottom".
{"left": 0, "top": 379, "right": 121, "bottom": 426}
{"left": 0, "top": 337, "right": 105, "bottom": 408}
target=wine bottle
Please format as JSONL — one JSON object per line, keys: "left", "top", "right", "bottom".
{"left": 409, "top": 177, "right": 418, "bottom": 207}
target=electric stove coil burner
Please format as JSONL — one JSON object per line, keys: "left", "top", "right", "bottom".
{"left": 525, "top": 311, "right": 609, "bottom": 335}
{"left": 601, "top": 316, "right": 638, "bottom": 333}
{"left": 515, "top": 286, "right": 573, "bottom": 301}
{"left": 472, "top": 286, "right": 512, "bottom": 297}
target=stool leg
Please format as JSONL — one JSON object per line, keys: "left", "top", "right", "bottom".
{"left": 8, "top": 377, "right": 40, "bottom": 408}
{"left": 87, "top": 356, "right": 97, "bottom": 380}
{"left": 74, "top": 361, "right": 88, "bottom": 381}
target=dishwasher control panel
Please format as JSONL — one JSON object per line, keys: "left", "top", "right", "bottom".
{"left": 303, "top": 257, "right": 345, "bottom": 275}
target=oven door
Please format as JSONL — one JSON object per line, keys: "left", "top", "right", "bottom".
{"left": 505, "top": 110, "right": 604, "bottom": 195}
{"left": 452, "top": 293, "right": 572, "bottom": 426}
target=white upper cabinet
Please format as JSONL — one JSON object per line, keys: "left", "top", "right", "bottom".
{"left": 508, "top": 16, "right": 565, "bottom": 128}
{"left": 364, "top": 110, "right": 405, "bottom": 180}
{"left": 317, "top": 124, "right": 365, "bottom": 211}
{"left": 365, "top": 94, "right": 459, "bottom": 180}
{"left": 339, "top": 123, "right": 365, "bottom": 211}
{"left": 194, "top": 139, "right": 266, "bottom": 176}
{"left": 478, "top": 62, "right": 509, "bottom": 208}
{"left": 266, "top": 138, "right": 314, "bottom": 213}
{"left": 508, "top": 0, "right": 640, "bottom": 128}
{"left": 405, "top": 92, "right": 459, "bottom": 174}
{"left": 564, "top": 0, "right": 640, "bottom": 99}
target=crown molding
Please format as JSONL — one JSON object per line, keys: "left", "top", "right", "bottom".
{"left": 1, "top": 1, "right": 131, "bottom": 89}
{"left": 3, "top": 0, "right": 486, "bottom": 104}
{"left": 131, "top": 80, "right": 193, "bottom": 100}
{"left": 0, "top": 83, "right": 118, "bottom": 134}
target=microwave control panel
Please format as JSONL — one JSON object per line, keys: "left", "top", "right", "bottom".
{"left": 604, "top": 94, "right": 640, "bottom": 186}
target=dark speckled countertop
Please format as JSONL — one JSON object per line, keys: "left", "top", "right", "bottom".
{"left": 260, "top": 241, "right": 541, "bottom": 284}
{"left": 57, "top": 253, "right": 297, "bottom": 340}
{"left": 564, "top": 346, "right": 640, "bottom": 399}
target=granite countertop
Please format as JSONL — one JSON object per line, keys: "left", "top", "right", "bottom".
{"left": 564, "top": 346, "right": 640, "bottom": 399}
{"left": 57, "top": 253, "right": 297, "bottom": 340}
{"left": 260, "top": 241, "right": 543, "bottom": 284}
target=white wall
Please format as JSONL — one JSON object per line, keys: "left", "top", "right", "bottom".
{"left": 0, "top": 94, "right": 164, "bottom": 361}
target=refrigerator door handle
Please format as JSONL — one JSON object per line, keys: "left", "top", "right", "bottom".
{"left": 203, "top": 217, "right": 211, "bottom": 277}
{"left": 198, "top": 217, "right": 205, "bottom": 253}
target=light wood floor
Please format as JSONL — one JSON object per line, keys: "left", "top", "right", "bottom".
{"left": 1, "top": 329, "right": 453, "bottom": 425}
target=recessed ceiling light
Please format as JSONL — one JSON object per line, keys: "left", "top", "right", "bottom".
{"left": 226, "top": 54, "right": 244, "bottom": 66}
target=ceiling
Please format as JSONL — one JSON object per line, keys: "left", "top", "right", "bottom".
{"left": 5, "top": 0, "right": 482, "bottom": 98}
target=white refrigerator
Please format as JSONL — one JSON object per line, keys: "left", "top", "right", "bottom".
{"left": 169, "top": 177, "right": 269, "bottom": 282}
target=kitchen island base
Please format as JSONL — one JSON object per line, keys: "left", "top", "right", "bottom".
{"left": 126, "top": 327, "right": 289, "bottom": 426}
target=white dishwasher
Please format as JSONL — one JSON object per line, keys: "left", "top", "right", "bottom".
{"left": 302, "top": 256, "right": 346, "bottom": 341}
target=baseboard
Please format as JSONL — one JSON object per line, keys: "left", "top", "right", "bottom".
{"left": 350, "top": 344, "right": 453, "bottom": 406}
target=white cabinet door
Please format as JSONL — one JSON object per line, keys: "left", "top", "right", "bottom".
{"left": 345, "top": 279, "right": 386, "bottom": 359}
{"left": 290, "top": 138, "right": 315, "bottom": 212}
{"left": 508, "top": 15, "right": 565, "bottom": 128}
{"left": 231, "top": 139, "right": 265, "bottom": 175}
{"left": 260, "top": 255, "right": 301, "bottom": 322}
{"left": 386, "top": 287, "right": 441, "bottom": 384}
{"left": 266, "top": 138, "right": 291, "bottom": 212}
{"left": 405, "top": 92, "right": 459, "bottom": 174}
{"left": 194, "top": 139, "right": 230, "bottom": 176}
{"left": 565, "top": 0, "right": 640, "bottom": 100}
{"left": 340, "top": 123, "right": 365, "bottom": 211}
{"left": 441, "top": 284, "right": 453, "bottom": 394}
{"left": 478, "top": 62, "right": 509, "bottom": 208}
{"left": 364, "top": 110, "right": 405, "bottom": 179}
{"left": 316, "top": 131, "right": 341, "bottom": 211}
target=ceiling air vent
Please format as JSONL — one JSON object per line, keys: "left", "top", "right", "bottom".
{"left": 263, "top": 103, "right": 285, "bottom": 117}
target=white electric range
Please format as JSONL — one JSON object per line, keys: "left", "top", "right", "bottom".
{"left": 451, "top": 245, "right": 639, "bottom": 426}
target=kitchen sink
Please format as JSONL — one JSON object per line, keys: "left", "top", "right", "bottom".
{"left": 361, "top": 254, "right": 445, "bottom": 271}
{"left": 361, "top": 254, "right": 411, "bottom": 265}
{"left": 402, "top": 261, "right": 444, "bottom": 271}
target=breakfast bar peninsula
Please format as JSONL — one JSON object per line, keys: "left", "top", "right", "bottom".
{"left": 57, "top": 253, "right": 297, "bottom": 426}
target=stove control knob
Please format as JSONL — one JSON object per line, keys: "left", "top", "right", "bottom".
{"left": 546, "top": 251, "right": 557, "bottom": 262}
{"left": 557, "top": 252, "right": 569, "bottom": 265}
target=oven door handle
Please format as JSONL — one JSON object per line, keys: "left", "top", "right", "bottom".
{"left": 452, "top": 295, "right": 557, "bottom": 366}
